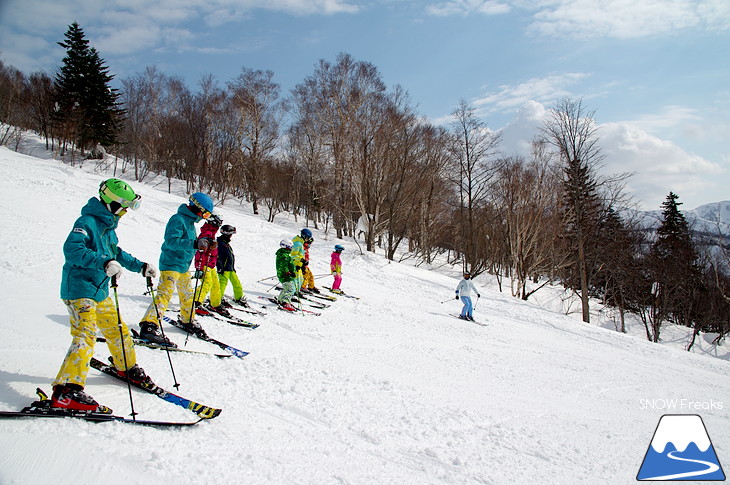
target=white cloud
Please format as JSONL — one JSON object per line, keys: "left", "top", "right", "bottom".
{"left": 496, "top": 100, "right": 726, "bottom": 209}
{"left": 427, "top": 0, "right": 511, "bottom": 16}
{"left": 0, "top": 0, "right": 361, "bottom": 70}
{"left": 426, "top": 0, "right": 730, "bottom": 38}
{"left": 473, "top": 72, "right": 590, "bottom": 113}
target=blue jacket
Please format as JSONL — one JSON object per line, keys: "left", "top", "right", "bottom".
{"left": 61, "top": 197, "right": 144, "bottom": 301}
{"left": 159, "top": 204, "right": 202, "bottom": 272}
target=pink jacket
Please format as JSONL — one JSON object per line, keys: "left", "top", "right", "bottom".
{"left": 194, "top": 222, "right": 219, "bottom": 270}
{"left": 330, "top": 251, "right": 342, "bottom": 274}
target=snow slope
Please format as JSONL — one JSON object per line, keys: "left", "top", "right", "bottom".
{"left": 0, "top": 146, "right": 728, "bottom": 485}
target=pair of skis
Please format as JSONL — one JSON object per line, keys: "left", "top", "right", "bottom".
{"left": 258, "top": 296, "right": 321, "bottom": 316}
{"left": 322, "top": 287, "right": 360, "bottom": 299}
{"left": 0, "top": 356, "right": 223, "bottom": 427}
{"left": 162, "top": 315, "right": 250, "bottom": 358}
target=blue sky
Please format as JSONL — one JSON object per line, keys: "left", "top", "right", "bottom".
{"left": 1, "top": 0, "right": 728, "bottom": 211}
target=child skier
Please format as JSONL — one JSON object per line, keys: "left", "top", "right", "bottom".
{"left": 139, "top": 192, "right": 215, "bottom": 341}
{"left": 217, "top": 224, "right": 249, "bottom": 307}
{"left": 455, "top": 271, "right": 480, "bottom": 321}
{"left": 301, "top": 239, "right": 320, "bottom": 293}
{"left": 330, "top": 244, "right": 344, "bottom": 294}
{"left": 193, "top": 214, "right": 233, "bottom": 318}
{"left": 52, "top": 178, "right": 158, "bottom": 413}
{"left": 291, "top": 228, "right": 312, "bottom": 293}
{"left": 276, "top": 239, "right": 297, "bottom": 311}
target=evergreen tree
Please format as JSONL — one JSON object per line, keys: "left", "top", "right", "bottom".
{"left": 647, "top": 191, "right": 701, "bottom": 341}
{"left": 53, "top": 22, "right": 123, "bottom": 155}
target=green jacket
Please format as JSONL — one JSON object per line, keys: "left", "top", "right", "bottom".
{"left": 275, "top": 247, "right": 296, "bottom": 283}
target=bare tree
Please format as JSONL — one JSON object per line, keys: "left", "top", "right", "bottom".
{"left": 449, "top": 100, "right": 502, "bottom": 275}
{"left": 227, "top": 68, "right": 286, "bottom": 214}
{"left": 490, "top": 141, "right": 564, "bottom": 300}
{"left": 541, "top": 97, "right": 605, "bottom": 323}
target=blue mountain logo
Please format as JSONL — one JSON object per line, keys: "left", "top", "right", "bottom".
{"left": 637, "top": 414, "right": 725, "bottom": 481}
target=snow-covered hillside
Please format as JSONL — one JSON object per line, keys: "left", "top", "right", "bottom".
{"left": 0, "top": 145, "right": 729, "bottom": 485}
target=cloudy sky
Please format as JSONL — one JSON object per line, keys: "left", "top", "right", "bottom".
{"left": 1, "top": 0, "right": 728, "bottom": 210}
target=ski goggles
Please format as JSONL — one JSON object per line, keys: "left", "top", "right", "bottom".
{"left": 189, "top": 198, "right": 212, "bottom": 219}
{"left": 100, "top": 185, "right": 142, "bottom": 211}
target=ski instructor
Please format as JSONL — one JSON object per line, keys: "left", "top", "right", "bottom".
{"left": 52, "top": 178, "right": 158, "bottom": 413}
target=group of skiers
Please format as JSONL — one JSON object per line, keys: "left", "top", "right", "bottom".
{"left": 51, "top": 178, "right": 347, "bottom": 413}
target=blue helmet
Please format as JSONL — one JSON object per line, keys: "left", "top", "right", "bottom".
{"left": 189, "top": 192, "right": 214, "bottom": 217}
{"left": 334, "top": 244, "right": 344, "bottom": 252}
{"left": 301, "top": 228, "right": 313, "bottom": 241}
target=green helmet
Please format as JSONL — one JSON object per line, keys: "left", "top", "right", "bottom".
{"left": 99, "top": 178, "right": 141, "bottom": 212}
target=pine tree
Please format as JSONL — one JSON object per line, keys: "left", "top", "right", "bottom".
{"left": 53, "top": 22, "right": 123, "bottom": 156}
{"left": 647, "top": 192, "right": 701, "bottom": 341}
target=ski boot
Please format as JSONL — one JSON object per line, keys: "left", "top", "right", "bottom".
{"left": 139, "top": 321, "right": 177, "bottom": 348}
{"left": 51, "top": 384, "right": 112, "bottom": 414}
{"left": 210, "top": 305, "right": 233, "bottom": 319}
{"left": 116, "top": 363, "right": 156, "bottom": 389}
{"left": 178, "top": 318, "right": 208, "bottom": 338}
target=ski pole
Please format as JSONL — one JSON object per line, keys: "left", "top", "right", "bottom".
{"left": 186, "top": 265, "right": 207, "bottom": 347}
{"left": 111, "top": 275, "right": 137, "bottom": 421}
{"left": 257, "top": 274, "right": 278, "bottom": 282}
{"left": 147, "top": 277, "right": 180, "bottom": 389}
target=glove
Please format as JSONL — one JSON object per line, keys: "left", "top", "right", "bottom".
{"left": 104, "top": 260, "right": 122, "bottom": 277}
{"left": 455, "top": 294, "right": 459, "bottom": 300}
{"left": 302, "top": 260, "right": 309, "bottom": 267}
{"left": 196, "top": 238, "right": 209, "bottom": 250}
{"left": 193, "top": 269, "right": 204, "bottom": 279}
{"left": 141, "top": 263, "right": 157, "bottom": 278}
{"left": 477, "top": 294, "right": 481, "bottom": 298}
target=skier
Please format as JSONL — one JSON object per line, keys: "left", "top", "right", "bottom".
{"left": 192, "top": 214, "right": 233, "bottom": 318}
{"left": 455, "top": 271, "right": 480, "bottom": 321}
{"left": 330, "top": 244, "right": 345, "bottom": 294}
{"left": 52, "top": 178, "right": 157, "bottom": 413}
{"left": 276, "top": 239, "right": 297, "bottom": 311}
{"left": 139, "top": 192, "right": 215, "bottom": 341}
{"left": 216, "top": 224, "right": 249, "bottom": 307}
{"left": 290, "top": 228, "right": 312, "bottom": 293}
{"left": 301, "top": 239, "right": 320, "bottom": 294}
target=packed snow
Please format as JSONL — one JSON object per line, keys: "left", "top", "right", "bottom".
{"left": 0, "top": 142, "right": 728, "bottom": 485}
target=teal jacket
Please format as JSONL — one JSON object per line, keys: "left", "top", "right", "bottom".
{"left": 61, "top": 197, "right": 144, "bottom": 301}
{"left": 159, "top": 204, "right": 202, "bottom": 272}
{"left": 275, "top": 247, "right": 296, "bottom": 283}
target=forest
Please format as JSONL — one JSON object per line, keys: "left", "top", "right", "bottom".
{"left": 0, "top": 22, "right": 728, "bottom": 346}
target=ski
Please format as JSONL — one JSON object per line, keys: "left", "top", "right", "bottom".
{"left": 302, "top": 291, "right": 337, "bottom": 302}
{"left": 450, "top": 314, "right": 487, "bottom": 327}
{"left": 0, "top": 390, "right": 201, "bottom": 427}
{"left": 163, "top": 315, "right": 250, "bottom": 358}
{"left": 97, "top": 333, "right": 232, "bottom": 359}
{"left": 222, "top": 298, "right": 267, "bottom": 316}
{"left": 90, "top": 357, "right": 223, "bottom": 419}
{"left": 191, "top": 308, "right": 260, "bottom": 329}
{"left": 323, "top": 287, "right": 360, "bottom": 299}
{"left": 292, "top": 296, "right": 329, "bottom": 310}
{"left": 258, "top": 296, "right": 321, "bottom": 316}
{"left": 275, "top": 288, "right": 330, "bottom": 308}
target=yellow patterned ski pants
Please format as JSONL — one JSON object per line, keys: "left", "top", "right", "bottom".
{"left": 53, "top": 297, "right": 137, "bottom": 388}
{"left": 194, "top": 267, "right": 221, "bottom": 307}
{"left": 302, "top": 266, "right": 316, "bottom": 289}
{"left": 218, "top": 270, "right": 243, "bottom": 300}
{"left": 141, "top": 270, "right": 195, "bottom": 324}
